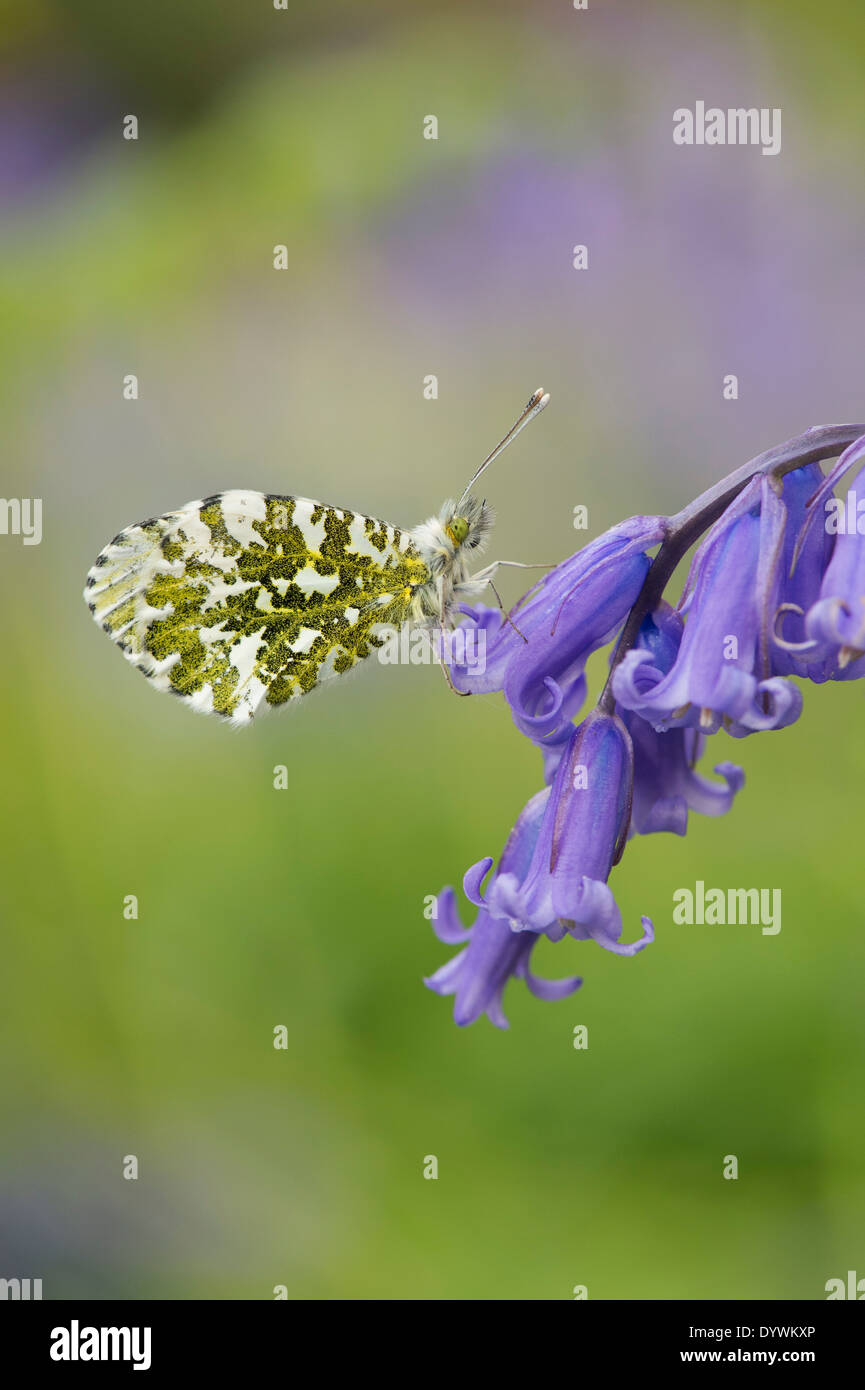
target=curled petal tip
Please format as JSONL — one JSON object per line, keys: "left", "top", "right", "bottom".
{"left": 430, "top": 886, "right": 472, "bottom": 945}
{"left": 525, "top": 969, "right": 583, "bottom": 1002}
{"left": 713, "top": 760, "right": 746, "bottom": 793}
{"left": 463, "top": 857, "right": 494, "bottom": 907}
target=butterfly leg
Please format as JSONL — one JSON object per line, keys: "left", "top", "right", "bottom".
{"left": 468, "top": 560, "right": 553, "bottom": 644}
{"left": 486, "top": 576, "right": 528, "bottom": 643}
{"left": 437, "top": 596, "right": 471, "bottom": 697}
{"left": 474, "top": 559, "right": 556, "bottom": 576}
{"left": 439, "top": 656, "right": 471, "bottom": 696}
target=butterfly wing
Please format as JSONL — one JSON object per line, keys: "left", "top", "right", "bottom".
{"left": 84, "top": 490, "right": 431, "bottom": 724}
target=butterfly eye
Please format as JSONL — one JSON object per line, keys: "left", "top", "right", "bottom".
{"left": 448, "top": 517, "right": 470, "bottom": 546}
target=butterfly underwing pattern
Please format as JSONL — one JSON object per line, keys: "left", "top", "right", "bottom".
{"left": 83, "top": 390, "right": 549, "bottom": 725}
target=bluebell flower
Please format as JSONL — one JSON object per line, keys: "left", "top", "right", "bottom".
{"left": 426, "top": 423, "right": 865, "bottom": 1028}
{"left": 800, "top": 451, "right": 865, "bottom": 674}
{"left": 786, "top": 432, "right": 865, "bottom": 569}
{"left": 762, "top": 464, "right": 833, "bottom": 679}
{"left": 462, "top": 710, "right": 653, "bottom": 953}
{"left": 613, "top": 476, "right": 802, "bottom": 736}
{"left": 770, "top": 433, "right": 865, "bottom": 679}
{"left": 451, "top": 515, "right": 665, "bottom": 747}
{"left": 627, "top": 716, "right": 745, "bottom": 836}
{"left": 620, "top": 607, "right": 745, "bottom": 836}
{"left": 424, "top": 792, "right": 583, "bottom": 1029}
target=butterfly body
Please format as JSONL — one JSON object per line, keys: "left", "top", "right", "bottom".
{"left": 412, "top": 491, "right": 495, "bottom": 605}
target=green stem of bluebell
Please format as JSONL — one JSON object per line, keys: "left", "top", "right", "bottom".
{"left": 597, "top": 423, "right": 865, "bottom": 715}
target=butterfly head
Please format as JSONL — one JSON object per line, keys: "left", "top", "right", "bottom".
{"left": 443, "top": 495, "right": 492, "bottom": 551}
{"left": 445, "top": 515, "right": 470, "bottom": 546}
{"left": 411, "top": 495, "right": 493, "bottom": 579}
{"left": 441, "top": 493, "right": 494, "bottom": 556}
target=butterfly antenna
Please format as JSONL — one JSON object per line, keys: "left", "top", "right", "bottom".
{"left": 457, "top": 387, "right": 550, "bottom": 506}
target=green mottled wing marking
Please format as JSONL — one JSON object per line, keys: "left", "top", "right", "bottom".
{"left": 84, "top": 490, "right": 430, "bottom": 723}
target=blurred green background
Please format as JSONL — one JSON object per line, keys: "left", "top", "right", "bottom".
{"left": 2, "top": 0, "right": 865, "bottom": 1299}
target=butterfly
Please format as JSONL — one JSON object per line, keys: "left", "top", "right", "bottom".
{"left": 83, "top": 388, "right": 549, "bottom": 725}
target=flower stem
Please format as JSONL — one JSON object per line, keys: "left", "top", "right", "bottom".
{"left": 598, "top": 423, "right": 865, "bottom": 714}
